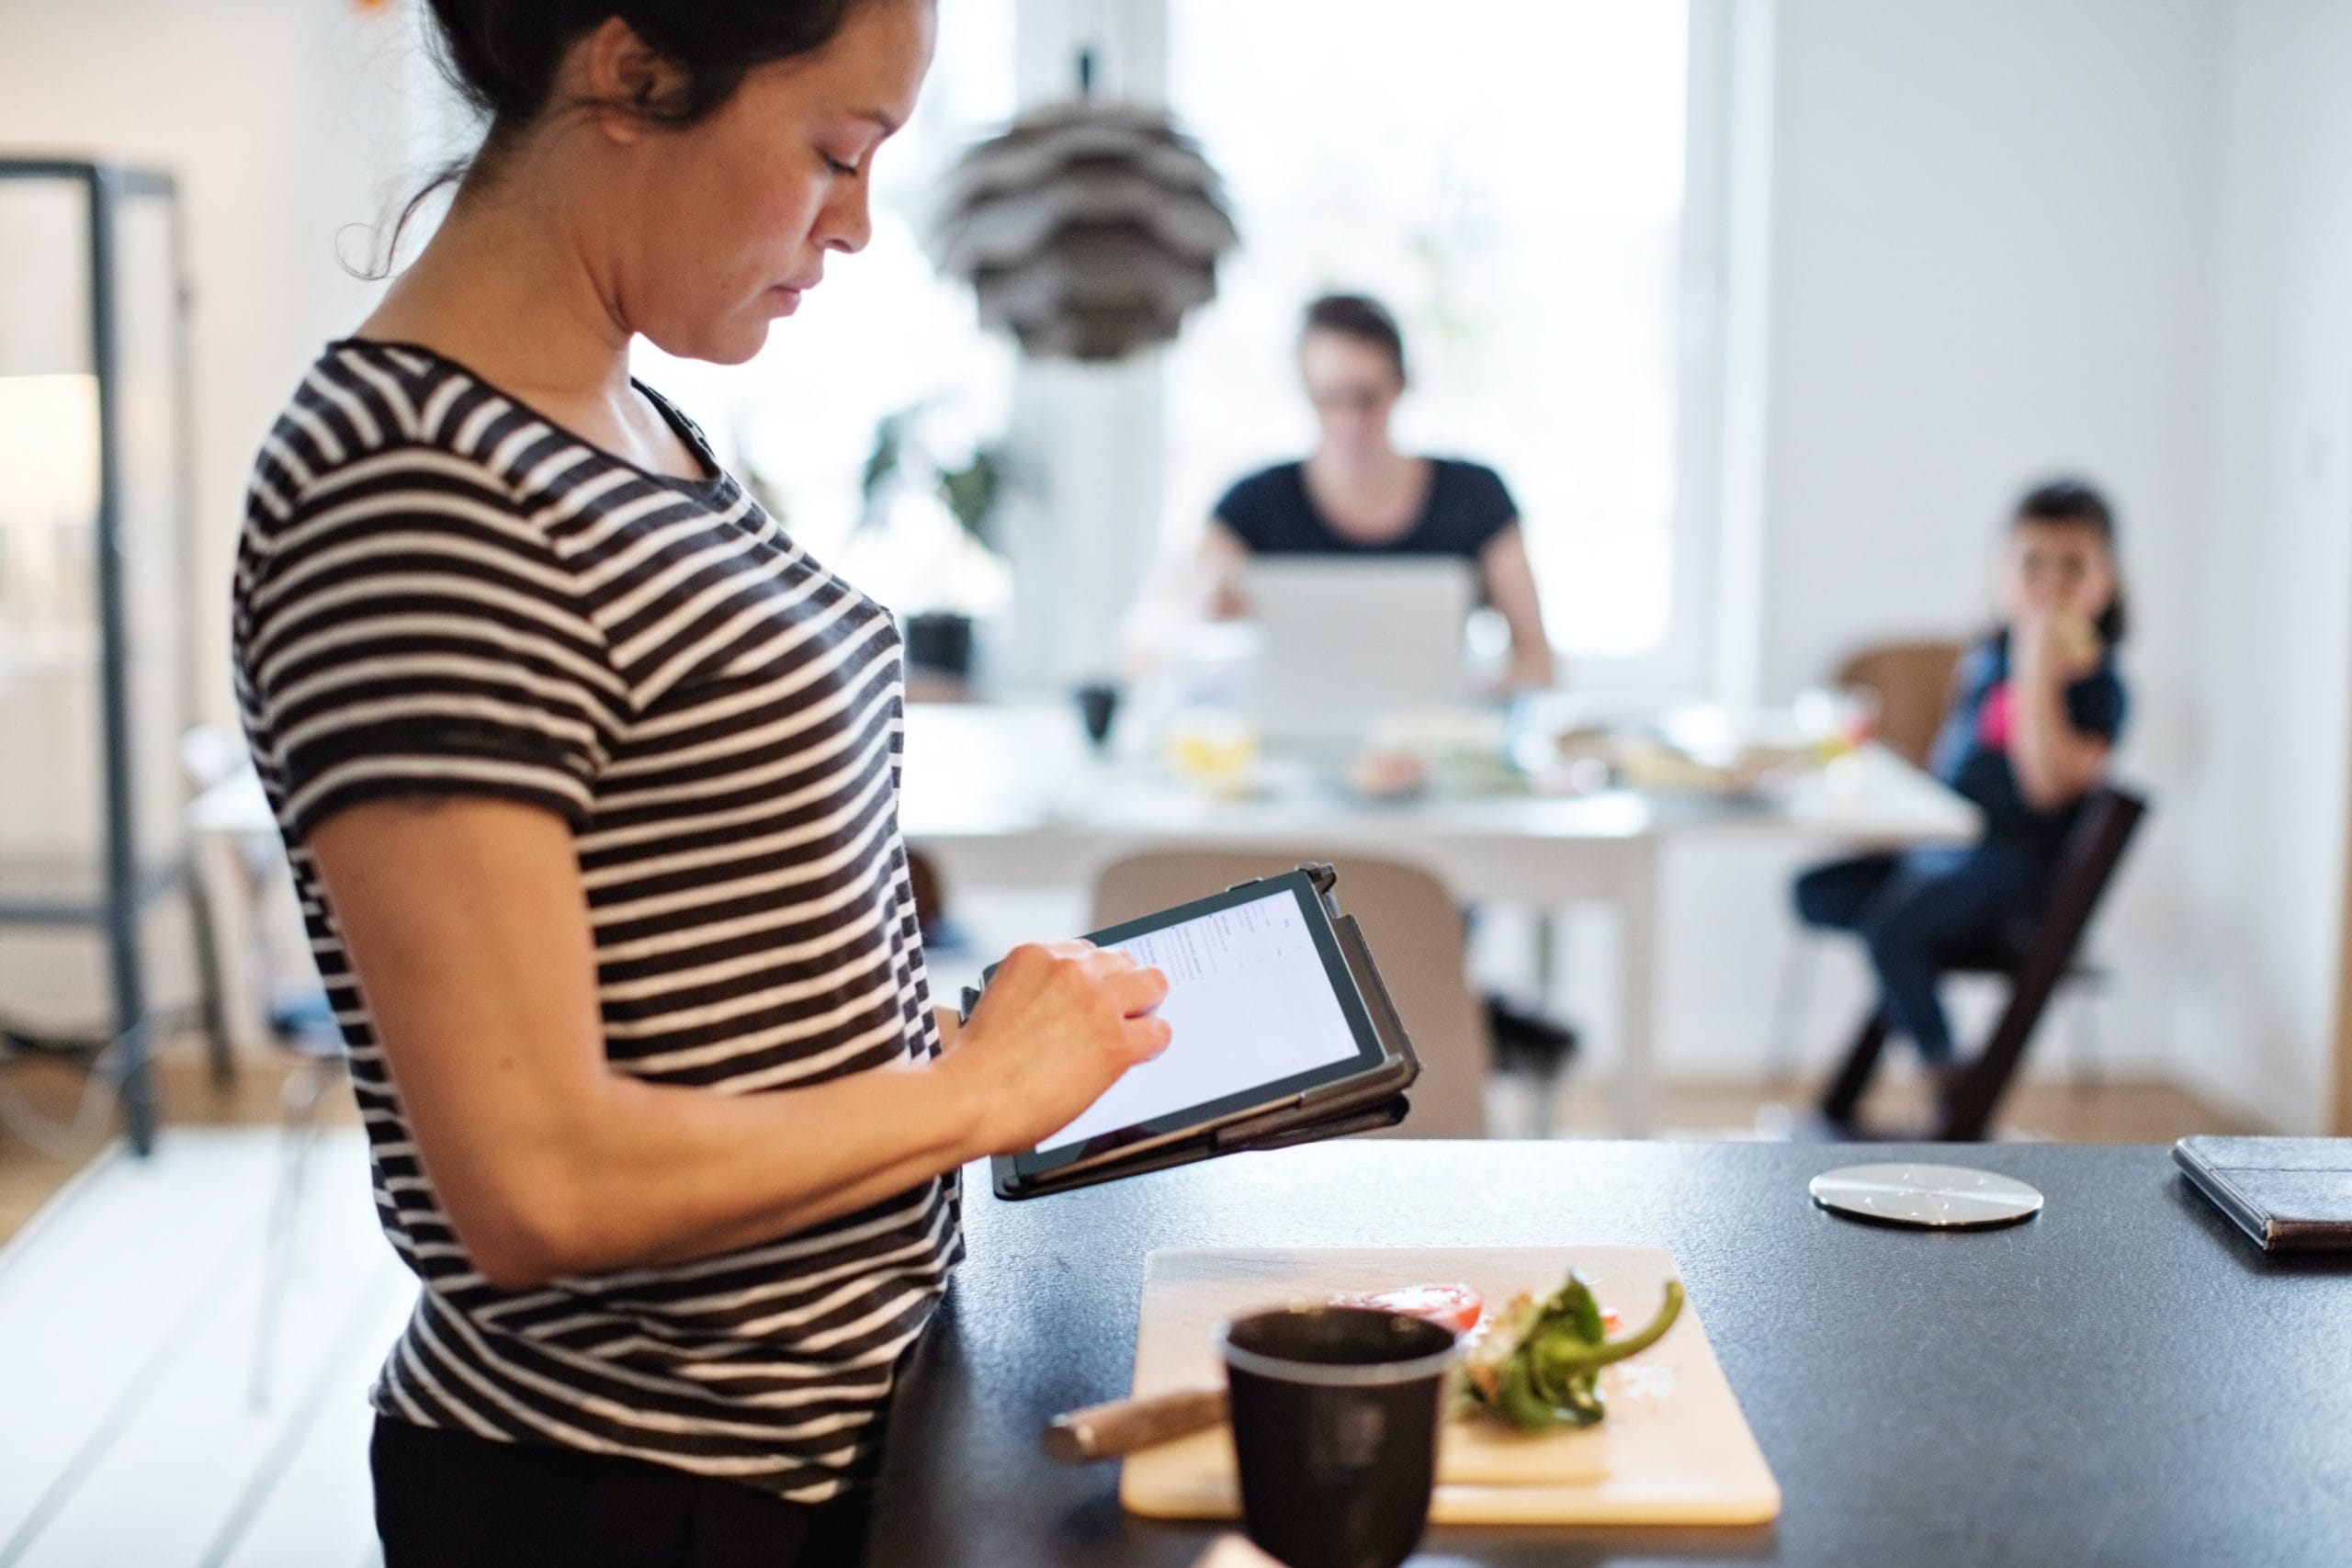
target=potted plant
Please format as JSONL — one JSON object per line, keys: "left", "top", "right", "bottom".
{"left": 850, "top": 404, "right": 1012, "bottom": 682}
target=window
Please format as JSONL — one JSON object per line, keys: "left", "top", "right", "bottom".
{"left": 1164, "top": 0, "right": 1693, "bottom": 676}
{"left": 635, "top": 0, "right": 1019, "bottom": 581}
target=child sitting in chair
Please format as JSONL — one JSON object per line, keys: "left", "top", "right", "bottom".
{"left": 1794, "top": 478, "right": 2128, "bottom": 1100}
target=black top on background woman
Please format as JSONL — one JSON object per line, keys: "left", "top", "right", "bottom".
{"left": 1198, "top": 294, "right": 1556, "bottom": 690}
{"left": 231, "top": 3, "right": 1168, "bottom": 1563}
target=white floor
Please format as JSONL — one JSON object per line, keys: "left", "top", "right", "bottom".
{"left": 0, "top": 1128, "right": 404, "bottom": 1568}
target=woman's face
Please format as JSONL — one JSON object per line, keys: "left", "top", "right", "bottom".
{"left": 596, "top": 0, "right": 935, "bottom": 365}
{"left": 1299, "top": 331, "right": 1404, "bottom": 464}
{"left": 2001, "top": 519, "right": 2118, "bottom": 625}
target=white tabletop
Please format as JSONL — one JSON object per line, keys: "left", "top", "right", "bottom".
{"left": 898, "top": 700, "right": 1978, "bottom": 862}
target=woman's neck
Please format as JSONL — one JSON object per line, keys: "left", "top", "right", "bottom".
{"left": 1303, "top": 444, "right": 1429, "bottom": 539}
{"left": 355, "top": 163, "right": 711, "bottom": 481}
{"left": 1307, "top": 444, "right": 1414, "bottom": 491}
{"left": 359, "top": 166, "right": 635, "bottom": 413}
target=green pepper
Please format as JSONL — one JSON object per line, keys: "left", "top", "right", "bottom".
{"left": 1468, "top": 1272, "right": 1684, "bottom": 1431}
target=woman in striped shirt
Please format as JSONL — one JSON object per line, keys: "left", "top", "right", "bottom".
{"left": 232, "top": 3, "right": 1170, "bottom": 1563}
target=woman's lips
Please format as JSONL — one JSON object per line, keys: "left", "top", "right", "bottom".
{"left": 768, "top": 285, "right": 805, "bottom": 314}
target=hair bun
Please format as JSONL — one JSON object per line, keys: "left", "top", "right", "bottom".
{"left": 421, "top": 1, "right": 861, "bottom": 132}
{"left": 424, "top": 0, "right": 586, "bottom": 124}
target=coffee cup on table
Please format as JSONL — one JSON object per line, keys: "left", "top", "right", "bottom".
{"left": 1215, "top": 1305, "right": 1460, "bottom": 1568}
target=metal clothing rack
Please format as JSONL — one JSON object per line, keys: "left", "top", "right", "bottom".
{"left": 0, "top": 158, "right": 227, "bottom": 1156}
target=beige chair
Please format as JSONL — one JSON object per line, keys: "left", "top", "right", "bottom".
{"left": 1834, "top": 639, "right": 1966, "bottom": 770}
{"left": 1089, "top": 850, "right": 1488, "bottom": 1137}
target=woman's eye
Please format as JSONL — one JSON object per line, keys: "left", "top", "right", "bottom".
{"left": 822, "top": 153, "right": 859, "bottom": 177}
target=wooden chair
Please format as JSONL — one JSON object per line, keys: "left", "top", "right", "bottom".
{"left": 1835, "top": 639, "right": 1967, "bottom": 770}
{"left": 1090, "top": 850, "right": 1488, "bottom": 1137}
{"left": 1818, "top": 784, "right": 2149, "bottom": 1140}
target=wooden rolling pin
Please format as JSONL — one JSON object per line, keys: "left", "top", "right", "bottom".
{"left": 1043, "top": 1386, "right": 1229, "bottom": 1464}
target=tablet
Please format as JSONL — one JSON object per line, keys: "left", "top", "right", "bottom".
{"left": 987, "top": 868, "right": 1410, "bottom": 1191}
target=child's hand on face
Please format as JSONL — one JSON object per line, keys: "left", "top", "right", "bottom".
{"left": 2014, "top": 606, "right": 2102, "bottom": 683}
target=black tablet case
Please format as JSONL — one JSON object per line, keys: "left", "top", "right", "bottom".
{"left": 2173, "top": 1136, "right": 2352, "bottom": 1252}
{"left": 978, "top": 864, "right": 1420, "bottom": 1200}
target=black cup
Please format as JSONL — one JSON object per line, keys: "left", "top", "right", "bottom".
{"left": 1074, "top": 682, "right": 1120, "bottom": 749}
{"left": 1216, "top": 1306, "right": 1459, "bottom": 1568}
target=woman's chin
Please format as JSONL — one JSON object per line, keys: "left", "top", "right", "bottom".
{"left": 652, "top": 317, "right": 775, "bottom": 368}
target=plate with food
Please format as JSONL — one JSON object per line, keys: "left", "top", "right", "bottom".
{"left": 1110, "top": 1247, "right": 1779, "bottom": 1525}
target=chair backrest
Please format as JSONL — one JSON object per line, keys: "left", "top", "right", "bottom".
{"left": 1834, "top": 640, "right": 1966, "bottom": 771}
{"left": 1942, "top": 783, "right": 2151, "bottom": 1139}
{"left": 1089, "top": 850, "right": 1488, "bottom": 1137}
{"left": 2026, "top": 784, "right": 2149, "bottom": 974}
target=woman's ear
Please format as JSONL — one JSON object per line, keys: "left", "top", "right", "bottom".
{"left": 581, "top": 16, "right": 687, "bottom": 142}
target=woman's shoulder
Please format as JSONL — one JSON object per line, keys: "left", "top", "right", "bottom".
{"left": 236, "top": 341, "right": 626, "bottom": 625}
{"left": 1210, "top": 462, "right": 1311, "bottom": 548}
{"left": 1428, "top": 456, "right": 1508, "bottom": 486}
{"left": 1214, "top": 459, "right": 1306, "bottom": 515}
{"left": 1420, "top": 457, "right": 1519, "bottom": 551}
{"left": 1426, "top": 457, "right": 1515, "bottom": 510}
{"left": 249, "top": 340, "right": 530, "bottom": 524}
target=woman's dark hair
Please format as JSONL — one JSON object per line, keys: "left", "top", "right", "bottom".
{"left": 2012, "top": 476, "right": 2128, "bottom": 644}
{"left": 1301, "top": 293, "right": 1408, "bottom": 384}
{"left": 370, "top": 0, "right": 866, "bottom": 273}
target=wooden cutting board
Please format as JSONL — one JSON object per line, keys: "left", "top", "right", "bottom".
{"left": 1119, "top": 1247, "right": 1780, "bottom": 1526}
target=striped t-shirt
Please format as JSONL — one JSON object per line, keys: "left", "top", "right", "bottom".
{"left": 232, "top": 339, "right": 961, "bottom": 1502}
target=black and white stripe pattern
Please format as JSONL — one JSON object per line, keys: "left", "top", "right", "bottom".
{"left": 232, "top": 340, "right": 959, "bottom": 1502}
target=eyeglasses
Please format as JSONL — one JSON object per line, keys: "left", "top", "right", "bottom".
{"left": 1307, "top": 385, "right": 1393, "bottom": 413}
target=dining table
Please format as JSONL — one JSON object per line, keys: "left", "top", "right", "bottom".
{"left": 898, "top": 701, "right": 1978, "bottom": 1134}
{"left": 865, "top": 1137, "right": 2352, "bottom": 1568}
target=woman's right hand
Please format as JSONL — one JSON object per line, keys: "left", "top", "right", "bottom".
{"left": 940, "top": 942, "right": 1172, "bottom": 1156}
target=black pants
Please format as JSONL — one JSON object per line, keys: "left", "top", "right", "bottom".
{"left": 371, "top": 1417, "right": 870, "bottom": 1568}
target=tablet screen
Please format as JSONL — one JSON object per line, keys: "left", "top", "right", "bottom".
{"left": 999, "top": 872, "right": 1388, "bottom": 1176}
{"left": 1038, "top": 887, "right": 1363, "bottom": 1152}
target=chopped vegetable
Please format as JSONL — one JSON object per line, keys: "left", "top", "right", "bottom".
{"left": 1330, "top": 1283, "right": 1486, "bottom": 1336}
{"left": 1461, "top": 1271, "right": 1684, "bottom": 1431}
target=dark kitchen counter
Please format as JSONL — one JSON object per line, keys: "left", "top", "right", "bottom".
{"left": 866, "top": 1140, "right": 2352, "bottom": 1567}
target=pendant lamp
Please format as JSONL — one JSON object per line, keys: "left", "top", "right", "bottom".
{"left": 928, "top": 53, "right": 1239, "bottom": 362}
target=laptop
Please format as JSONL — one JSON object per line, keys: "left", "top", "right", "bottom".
{"left": 1241, "top": 558, "right": 1476, "bottom": 743}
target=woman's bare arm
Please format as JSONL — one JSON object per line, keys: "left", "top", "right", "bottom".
{"left": 1195, "top": 520, "right": 1252, "bottom": 620}
{"left": 1114, "top": 522, "right": 1251, "bottom": 677}
{"left": 311, "top": 795, "right": 1168, "bottom": 1291}
{"left": 1478, "top": 524, "right": 1556, "bottom": 690}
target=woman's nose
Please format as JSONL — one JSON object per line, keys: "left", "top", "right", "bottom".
{"left": 820, "top": 181, "right": 874, "bottom": 255}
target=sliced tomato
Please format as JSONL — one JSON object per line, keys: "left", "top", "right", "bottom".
{"left": 1329, "top": 1283, "right": 1486, "bottom": 1336}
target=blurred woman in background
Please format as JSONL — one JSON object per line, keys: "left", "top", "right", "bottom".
{"left": 1196, "top": 293, "right": 1556, "bottom": 691}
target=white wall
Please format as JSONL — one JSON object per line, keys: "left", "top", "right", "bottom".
{"left": 1756, "top": 0, "right": 2219, "bottom": 706}
{"left": 2168, "top": 0, "right": 2352, "bottom": 1132}
{"left": 1656, "top": 0, "right": 2227, "bottom": 1086}
{"left": 1657, "top": 0, "right": 2352, "bottom": 1133}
